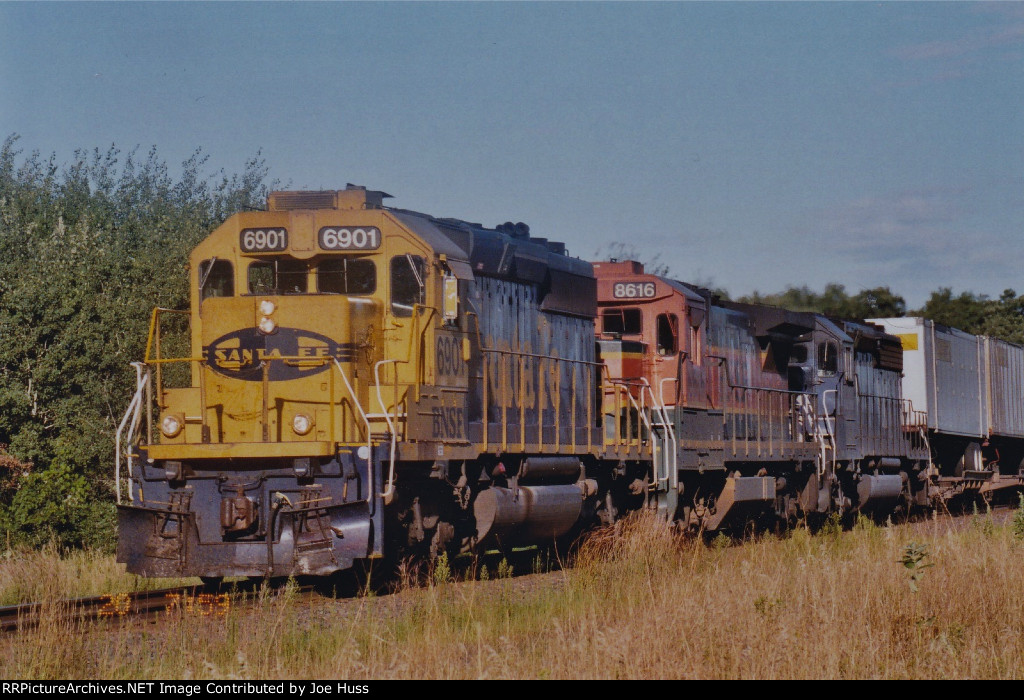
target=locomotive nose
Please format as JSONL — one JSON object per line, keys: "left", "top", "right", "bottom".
{"left": 199, "top": 294, "right": 382, "bottom": 445}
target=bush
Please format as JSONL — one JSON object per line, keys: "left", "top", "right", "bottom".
{"left": 0, "top": 135, "right": 269, "bottom": 550}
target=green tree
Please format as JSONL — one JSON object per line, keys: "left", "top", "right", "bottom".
{"left": 738, "top": 284, "right": 906, "bottom": 321}
{"left": 980, "top": 289, "right": 1024, "bottom": 345}
{"left": 0, "top": 135, "right": 269, "bottom": 549}
{"left": 912, "top": 287, "right": 990, "bottom": 334}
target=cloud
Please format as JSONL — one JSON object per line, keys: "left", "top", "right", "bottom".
{"left": 805, "top": 188, "right": 1020, "bottom": 303}
{"left": 879, "top": 8, "right": 1024, "bottom": 90}
{"left": 817, "top": 189, "right": 965, "bottom": 245}
{"left": 892, "top": 14, "right": 1024, "bottom": 62}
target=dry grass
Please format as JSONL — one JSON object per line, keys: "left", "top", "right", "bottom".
{"left": 2, "top": 508, "right": 1024, "bottom": 679}
{"left": 0, "top": 544, "right": 193, "bottom": 606}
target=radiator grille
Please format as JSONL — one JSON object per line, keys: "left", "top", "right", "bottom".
{"left": 267, "top": 191, "right": 337, "bottom": 211}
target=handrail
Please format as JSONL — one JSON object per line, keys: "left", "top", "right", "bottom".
{"left": 332, "top": 357, "right": 373, "bottom": 479}
{"left": 659, "top": 377, "right": 678, "bottom": 409}
{"left": 605, "top": 376, "right": 677, "bottom": 494}
{"left": 374, "top": 359, "right": 402, "bottom": 505}
{"left": 639, "top": 377, "right": 677, "bottom": 489}
{"left": 144, "top": 308, "right": 191, "bottom": 364}
{"left": 405, "top": 304, "right": 437, "bottom": 400}
{"left": 617, "top": 381, "right": 656, "bottom": 450}
{"left": 115, "top": 362, "right": 150, "bottom": 504}
{"left": 480, "top": 346, "right": 603, "bottom": 453}
{"left": 600, "top": 367, "right": 645, "bottom": 448}
{"left": 819, "top": 389, "right": 838, "bottom": 476}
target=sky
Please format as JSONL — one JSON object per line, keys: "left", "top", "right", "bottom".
{"left": 1, "top": 1, "right": 1022, "bottom": 307}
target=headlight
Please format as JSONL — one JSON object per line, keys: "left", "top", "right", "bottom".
{"left": 292, "top": 413, "right": 312, "bottom": 435}
{"left": 260, "top": 300, "right": 276, "bottom": 316}
{"left": 258, "top": 317, "right": 277, "bottom": 334}
{"left": 161, "top": 415, "right": 183, "bottom": 438}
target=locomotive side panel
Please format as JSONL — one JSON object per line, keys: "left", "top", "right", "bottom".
{"left": 842, "top": 321, "right": 928, "bottom": 463}
{"left": 462, "top": 275, "right": 599, "bottom": 453}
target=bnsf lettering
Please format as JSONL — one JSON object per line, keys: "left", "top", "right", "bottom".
{"left": 431, "top": 406, "right": 465, "bottom": 439}
{"left": 485, "top": 352, "right": 548, "bottom": 411}
{"left": 436, "top": 335, "right": 466, "bottom": 378}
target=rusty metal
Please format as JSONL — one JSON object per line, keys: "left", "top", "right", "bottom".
{"left": 220, "top": 485, "right": 259, "bottom": 533}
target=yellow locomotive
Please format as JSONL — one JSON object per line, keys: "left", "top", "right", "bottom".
{"left": 116, "top": 186, "right": 650, "bottom": 579}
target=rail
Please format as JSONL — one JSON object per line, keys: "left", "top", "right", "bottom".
{"left": 332, "top": 356, "right": 373, "bottom": 471}
{"left": 0, "top": 581, "right": 319, "bottom": 633}
{"left": 601, "top": 373, "right": 647, "bottom": 449}
{"left": 0, "top": 585, "right": 219, "bottom": 633}
{"left": 902, "top": 401, "right": 931, "bottom": 464}
{"left": 854, "top": 391, "right": 930, "bottom": 457}
{"left": 373, "top": 359, "right": 401, "bottom": 504}
{"left": 725, "top": 384, "right": 817, "bottom": 459}
{"left": 795, "top": 393, "right": 833, "bottom": 477}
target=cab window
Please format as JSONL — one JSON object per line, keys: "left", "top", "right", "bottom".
{"left": 200, "top": 259, "right": 234, "bottom": 300}
{"left": 817, "top": 341, "right": 839, "bottom": 376}
{"left": 391, "top": 255, "right": 426, "bottom": 317}
{"left": 602, "top": 308, "right": 642, "bottom": 336}
{"left": 248, "top": 259, "right": 308, "bottom": 295}
{"left": 318, "top": 258, "right": 376, "bottom": 294}
{"left": 656, "top": 313, "right": 678, "bottom": 356}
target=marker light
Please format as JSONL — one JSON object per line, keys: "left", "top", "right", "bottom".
{"left": 260, "top": 300, "right": 276, "bottom": 316}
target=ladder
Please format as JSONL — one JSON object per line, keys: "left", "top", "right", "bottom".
{"left": 800, "top": 394, "right": 834, "bottom": 478}
{"left": 618, "top": 378, "right": 678, "bottom": 519}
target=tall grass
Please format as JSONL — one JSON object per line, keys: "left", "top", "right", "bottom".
{"left": 2, "top": 509, "right": 1024, "bottom": 679}
{"left": 0, "top": 544, "right": 192, "bottom": 606}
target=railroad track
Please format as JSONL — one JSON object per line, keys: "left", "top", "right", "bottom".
{"left": 0, "top": 584, "right": 224, "bottom": 633}
{"left": 0, "top": 578, "right": 326, "bottom": 634}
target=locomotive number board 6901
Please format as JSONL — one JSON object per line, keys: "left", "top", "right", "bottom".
{"left": 240, "top": 228, "right": 289, "bottom": 253}
{"left": 612, "top": 281, "right": 657, "bottom": 299}
{"left": 318, "top": 226, "right": 382, "bottom": 251}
